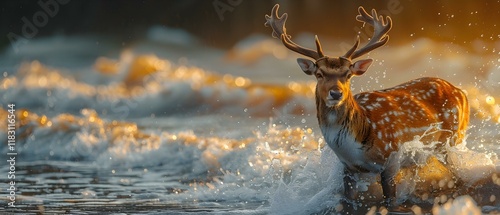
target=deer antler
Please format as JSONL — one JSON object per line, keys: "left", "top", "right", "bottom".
{"left": 265, "top": 4, "right": 324, "bottom": 60}
{"left": 344, "top": 7, "right": 392, "bottom": 59}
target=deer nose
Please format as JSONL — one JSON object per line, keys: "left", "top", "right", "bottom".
{"left": 329, "top": 90, "right": 342, "bottom": 100}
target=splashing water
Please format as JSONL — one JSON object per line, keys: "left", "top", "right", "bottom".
{"left": 0, "top": 30, "right": 499, "bottom": 214}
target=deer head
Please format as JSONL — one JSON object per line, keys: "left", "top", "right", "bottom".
{"left": 265, "top": 4, "right": 392, "bottom": 107}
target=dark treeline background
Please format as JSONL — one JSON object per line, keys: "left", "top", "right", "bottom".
{"left": 1, "top": 0, "right": 500, "bottom": 51}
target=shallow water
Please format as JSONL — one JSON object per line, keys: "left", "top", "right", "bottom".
{"left": 0, "top": 27, "right": 500, "bottom": 214}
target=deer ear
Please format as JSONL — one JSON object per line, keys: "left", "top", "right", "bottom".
{"left": 297, "top": 58, "right": 316, "bottom": 75}
{"left": 350, "top": 59, "right": 373, "bottom": 76}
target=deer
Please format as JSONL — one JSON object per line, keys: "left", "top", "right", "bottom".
{"left": 265, "top": 4, "right": 469, "bottom": 209}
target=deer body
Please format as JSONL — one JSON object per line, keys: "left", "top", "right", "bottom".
{"left": 265, "top": 4, "right": 469, "bottom": 208}
{"left": 318, "top": 77, "right": 469, "bottom": 173}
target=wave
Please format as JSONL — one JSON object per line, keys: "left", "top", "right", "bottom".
{"left": 0, "top": 107, "right": 498, "bottom": 213}
{"left": 1, "top": 29, "right": 500, "bottom": 213}
{"left": 1, "top": 57, "right": 316, "bottom": 118}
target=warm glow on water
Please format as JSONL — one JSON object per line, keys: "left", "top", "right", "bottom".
{"left": 1, "top": 3, "right": 500, "bottom": 212}
{"left": 1, "top": 47, "right": 499, "bottom": 213}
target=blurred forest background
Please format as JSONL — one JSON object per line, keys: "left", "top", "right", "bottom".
{"left": 1, "top": 0, "right": 500, "bottom": 51}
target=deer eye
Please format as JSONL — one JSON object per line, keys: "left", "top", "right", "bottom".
{"left": 315, "top": 73, "right": 324, "bottom": 79}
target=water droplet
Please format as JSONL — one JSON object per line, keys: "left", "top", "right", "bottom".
{"left": 243, "top": 108, "right": 248, "bottom": 113}
{"left": 486, "top": 96, "right": 495, "bottom": 105}
{"left": 301, "top": 118, "right": 306, "bottom": 123}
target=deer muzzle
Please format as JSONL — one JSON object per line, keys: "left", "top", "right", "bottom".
{"left": 326, "top": 90, "right": 343, "bottom": 107}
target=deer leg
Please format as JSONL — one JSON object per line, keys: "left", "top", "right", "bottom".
{"left": 343, "top": 169, "right": 357, "bottom": 200}
{"left": 380, "top": 169, "right": 396, "bottom": 207}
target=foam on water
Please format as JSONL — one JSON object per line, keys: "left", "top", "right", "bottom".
{"left": 1, "top": 57, "right": 316, "bottom": 118}
{"left": 1, "top": 29, "right": 500, "bottom": 213}
{"left": 1, "top": 106, "right": 498, "bottom": 214}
